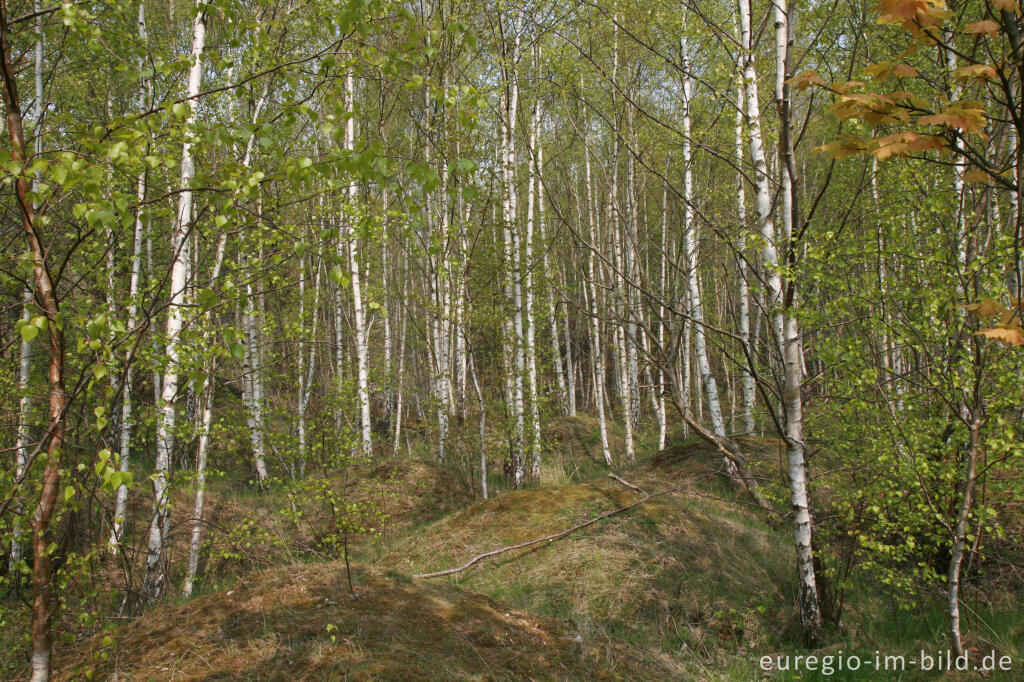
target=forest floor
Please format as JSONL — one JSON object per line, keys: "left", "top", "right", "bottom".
{"left": 45, "top": 418, "right": 1024, "bottom": 680}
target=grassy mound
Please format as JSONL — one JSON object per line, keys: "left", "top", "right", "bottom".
{"left": 375, "top": 455, "right": 795, "bottom": 674}
{"left": 57, "top": 562, "right": 683, "bottom": 680}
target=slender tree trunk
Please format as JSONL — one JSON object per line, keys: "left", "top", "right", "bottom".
{"left": 739, "top": 0, "right": 784, "bottom": 357}
{"left": 776, "top": 0, "right": 823, "bottom": 642}
{"left": 680, "top": 29, "right": 733, "bottom": 471}
{"left": 657, "top": 179, "right": 668, "bottom": 450}
{"left": 948, "top": 417, "right": 980, "bottom": 657}
{"left": 499, "top": 21, "right": 525, "bottom": 485}
{"left": 392, "top": 272, "right": 408, "bottom": 457}
{"left": 563, "top": 294, "right": 577, "bottom": 416}
{"left": 539, "top": 143, "right": 569, "bottom": 416}
{"left": 733, "top": 24, "right": 756, "bottom": 435}
{"left": 526, "top": 94, "right": 542, "bottom": 481}
{"left": 144, "top": 1, "right": 207, "bottom": 601}
{"left": 298, "top": 253, "right": 320, "bottom": 476}
{"left": 109, "top": 1, "right": 149, "bottom": 547}
{"left": 584, "top": 136, "right": 613, "bottom": 467}
{"left": 470, "top": 353, "right": 487, "bottom": 499}
{"left": 182, "top": 360, "right": 215, "bottom": 598}
{"left": 1, "top": 5, "right": 67, "bottom": 678}
{"left": 242, "top": 237, "right": 269, "bottom": 484}
{"left": 11, "top": 0, "right": 44, "bottom": 564}
{"left": 346, "top": 67, "right": 372, "bottom": 457}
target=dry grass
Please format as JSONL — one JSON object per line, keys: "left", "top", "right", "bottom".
{"left": 56, "top": 562, "right": 684, "bottom": 680}
{"left": 374, "top": 445, "right": 795, "bottom": 668}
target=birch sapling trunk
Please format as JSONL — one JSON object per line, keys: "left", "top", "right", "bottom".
{"left": 680, "top": 29, "right": 736, "bottom": 479}
{"left": 470, "top": 353, "right": 488, "bottom": 499}
{"left": 525, "top": 94, "right": 542, "bottom": 481}
{"left": 2, "top": 2, "right": 68, "bottom": 675}
{"left": 948, "top": 416, "right": 980, "bottom": 657}
{"left": 499, "top": 22, "right": 525, "bottom": 485}
{"left": 538, "top": 142, "right": 569, "bottom": 415}
{"left": 298, "top": 250, "right": 320, "bottom": 476}
{"left": 657, "top": 180, "right": 668, "bottom": 450}
{"left": 144, "top": 1, "right": 207, "bottom": 601}
{"left": 563, "top": 294, "right": 577, "bottom": 416}
{"left": 182, "top": 359, "right": 215, "bottom": 598}
{"left": 109, "top": 0, "right": 150, "bottom": 547}
{"left": 941, "top": 26, "right": 968, "bottom": 269}
{"left": 382, "top": 207, "right": 394, "bottom": 435}
{"left": 733, "top": 23, "right": 756, "bottom": 435}
{"left": 584, "top": 136, "right": 613, "bottom": 467}
{"left": 608, "top": 11, "right": 636, "bottom": 464}
{"left": 454, "top": 187, "right": 469, "bottom": 425}
{"left": 625, "top": 124, "right": 642, "bottom": 427}
{"left": 1, "top": 4, "right": 67, "bottom": 678}
{"left": 345, "top": 66, "right": 373, "bottom": 457}
{"left": 12, "top": 0, "right": 44, "bottom": 563}
{"left": 242, "top": 204, "right": 269, "bottom": 484}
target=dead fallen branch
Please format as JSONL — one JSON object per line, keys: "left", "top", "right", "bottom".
{"left": 607, "top": 473, "right": 646, "bottom": 494}
{"left": 679, "top": 413, "right": 780, "bottom": 526}
{"left": 412, "top": 484, "right": 686, "bottom": 579}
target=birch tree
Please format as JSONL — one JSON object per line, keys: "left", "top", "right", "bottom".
{"left": 144, "top": 0, "right": 208, "bottom": 601}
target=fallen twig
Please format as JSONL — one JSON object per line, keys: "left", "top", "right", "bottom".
{"left": 607, "top": 473, "right": 646, "bottom": 495}
{"left": 412, "top": 485, "right": 685, "bottom": 579}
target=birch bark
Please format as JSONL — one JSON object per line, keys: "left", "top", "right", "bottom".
{"left": 144, "top": 1, "right": 207, "bottom": 601}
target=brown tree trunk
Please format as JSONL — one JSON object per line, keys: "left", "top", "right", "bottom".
{"left": 1, "top": 4, "right": 67, "bottom": 679}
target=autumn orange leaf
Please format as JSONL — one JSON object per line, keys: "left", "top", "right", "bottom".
{"left": 990, "top": 0, "right": 1020, "bottom": 14}
{"left": 865, "top": 62, "right": 919, "bottom": 81}
{"left": 869, "top": 131, "right": 948, "bottom": 160}
{"left": 953, "top": 64, "right": 999, "bottom": 82}
{"left": 975, "top": 326, "right": 1024, "bottom": 346}
{"left": 964, "top": 20, "right": 1000, "bottom": 34}
{"left": 965, "top": 297, "right": 1007, "bottom": 318}
{"left": 787, "top": 70, "right": 826, "bottom": 91}
{"left": 918, "top": 102, "right": 987, "bottom": 132}
{"left": 874, "top": 0, "right": 947, "bottom": 23}
{"left": 814, "top": 136, "right": 868, "bottom": 160}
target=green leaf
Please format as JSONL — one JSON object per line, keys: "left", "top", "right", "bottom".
{"left": 19, "top": 323, "right": 39, "bottom": 343}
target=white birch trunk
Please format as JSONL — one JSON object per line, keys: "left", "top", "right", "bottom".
{"left": 538, "top": 143, "right": 569, "bottom": 416}
{"left": 739, "top": 0, "right": 784, "bottom": 358}
{"left": 733, "top": 26, "right": 756, "bottom": 435}
{"left": 563, "top": 293, "right": 577, "bottom": 416}
{"left": 143, "top": 1, "right": 206, "bottom": 600}
{"left": 584, "top": 138, "right": 613, "bottom": 467}
{"left": 298, "top": 252, "right": 320, "bottom": 476}
{"left": 470, "top": 353, "right": 487, "bottom": 499}
{"left": 775, "top": 0, "right": 823, "bottom": 640}
{"left": 680, "top": 32, "right": 731, "bottom": 456}
{"left": 499, "top": 26, "right": 525, "bottom": 485}
{"left": 525, "top": 96, "right": 542, "bottom": 481}
{"left": 345, "top": 68, "right": 372, "bottom": 458}
{"left": 657, "top": 180, "right": 669, "bottom": 450}
{"left": 182, "top": 361, "right": 214, "bottom": 598}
